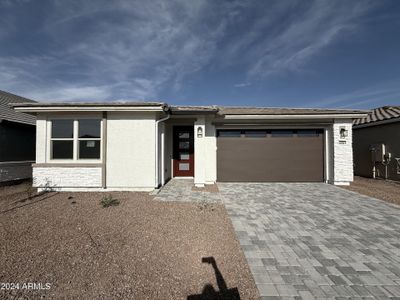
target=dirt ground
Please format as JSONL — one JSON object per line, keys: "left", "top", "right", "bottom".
{"left": 0, "top": 181, "right": 259, "bottom": 300}
{"left": 342, "top": 176, "right": 400, "bottom": 205}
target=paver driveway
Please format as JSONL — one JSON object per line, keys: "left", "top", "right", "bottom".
{"left": 218, "top": 183, "right": 400, "bottom": 299}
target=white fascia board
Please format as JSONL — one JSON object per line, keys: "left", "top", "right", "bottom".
{"left": 14, "top": 106, "right": 164, "bottom": 113}
{"left": 223, "top": 114, "right": 368, "bottom": 120}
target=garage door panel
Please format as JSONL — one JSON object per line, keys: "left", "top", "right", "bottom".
{"left": 217, "top": 131, "right": 324, "bottom": 182}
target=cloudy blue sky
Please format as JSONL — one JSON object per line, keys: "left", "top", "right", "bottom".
{"left": 1, "top": 0, "right": 400, "bottom": 108}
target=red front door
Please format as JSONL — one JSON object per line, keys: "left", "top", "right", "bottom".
{"left": 173, "top": 126, "right": 194, "bottom": 177}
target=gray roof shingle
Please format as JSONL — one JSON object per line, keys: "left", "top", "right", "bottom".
{"left": 11, "top": 100, "right": 368, "bottom": 118}
{"left": 11, "top": 101, "right": 166, "bottom": 107}
{"left": 0, "top": 90, "right": 36, "bottom": 125}
{"left": 353, "top": 106, "right": 400, "bottom": 127}
{"left": 217, "top": 106, "right": 367, "bottom": 115}
{"left": 170, "top": 105, "right": 218, "bottom": 114}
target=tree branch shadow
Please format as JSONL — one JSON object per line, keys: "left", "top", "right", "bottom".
{"left": 0, "top": 192, "right": 59, "bottom": 214}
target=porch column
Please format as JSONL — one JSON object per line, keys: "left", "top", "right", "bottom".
{"left": 102, "top": 112, "right": 107, "bottom": 188}
{"left": 194, "top": 116, "right": 206, "bottom": 187}
{"left": 332, "top": 119, "right": 353, "bottom": 185}
{"left": 160, "top": 122, "right": 166, "bottom": 186}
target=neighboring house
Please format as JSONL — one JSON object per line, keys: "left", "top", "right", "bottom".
{"left": 353, "top": 106, "right": 400, "bottom": 181}
{"left": 12, "top": 102, "right": 367, "bottom": 191}
{"left": 0, "top": 90, "right": 36, "bottom": 184}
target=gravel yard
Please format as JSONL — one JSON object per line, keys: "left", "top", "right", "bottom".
{"left": 0, "top": 182, "right": 259, "bottom": 299}
{"left": 342, "top": 176, "right": 400, "bottom": 205}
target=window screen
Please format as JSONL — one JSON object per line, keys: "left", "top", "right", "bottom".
{"left": 79, "top": 119, "right": 101, "bottom": 138}
{"left": 79, "top": 140, "right": 101, "bottom": 159}
{"left": 51, "top": 119, "right": 74, "bottom": 159}
{"left": 49, "top": 119, "right": 102, "bottom": 160}
{"left": 51, "top": 120, "right": 73, "bottom": 138}
{"left": 52, "top": 140, "right": 73, "bottom": 159}
{"left": 78, "top": 119, "right": 101, "bottom": 159}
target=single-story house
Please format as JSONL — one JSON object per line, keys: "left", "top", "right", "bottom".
{"left": 353, "top": 106, "right": 400, "bottom": 181}
{"left": 0, "top": 90, "right": 36, "bottom": 184}
{"left": 12, "top": 102, "right": 367, "bottom": 192}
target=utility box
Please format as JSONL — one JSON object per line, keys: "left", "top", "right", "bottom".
{"left": 369, "top": 143, "right": 385, "bottom": 163}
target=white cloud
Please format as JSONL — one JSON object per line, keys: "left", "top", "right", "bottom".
{"left": 43, "top": 0, "right": 230, "bottom": 100}
{"left": 0, "top": 0, "right": 379, "bottom": 101}
{"left": 28, "top": 86, "right": 112, "bottom": 102}
{"left": 0, "top": 0, "right": 233, "bottom": 100}
{"left": 234, "top": 82, "right": 251, "bottom": 88}
{"left": 306, "top": 79, "right": 400, "bottom": 108}
{"left": 212, "top": 1, "right": 376, "bottom": 80}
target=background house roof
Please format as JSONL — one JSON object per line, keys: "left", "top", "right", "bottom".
{"left": 0, "top": 90, "right": 36, "bottom": 125}
{"left": 353, "top": 106, "right": 400, "bottom": 127}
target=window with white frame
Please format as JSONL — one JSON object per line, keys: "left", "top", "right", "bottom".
{"left": 78, "top": 119, "right": 101, "bottom": 159}
{"left": 50, "top": 119, "right": 101, "bottom": 160}
{"left": 51, "top": 119, "right": 74, "bottom": 159}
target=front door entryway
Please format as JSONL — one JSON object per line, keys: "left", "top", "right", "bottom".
{"left": 173, "top": 126, "right": 194, "bottom": 177}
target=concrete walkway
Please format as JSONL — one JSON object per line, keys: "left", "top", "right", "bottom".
{"left": 219, "top": 183, "right": 400, "bottom": 299}
{"left": 154, "top": 179, "right": 221, "bottom": 202}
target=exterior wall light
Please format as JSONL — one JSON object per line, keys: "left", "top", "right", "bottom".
{"left": 197, "top": 127, "right": 203, "bottom": 138}
{"left": 339, "top": 127, "right": 348, "bottom": 139}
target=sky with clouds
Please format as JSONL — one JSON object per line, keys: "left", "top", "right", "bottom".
{"left": 0, "top": 0, "right": 400, "bottom": 108}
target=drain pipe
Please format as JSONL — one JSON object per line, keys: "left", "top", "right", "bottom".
{"left": 155, "top": 106, "right": 171, "bottom": 188}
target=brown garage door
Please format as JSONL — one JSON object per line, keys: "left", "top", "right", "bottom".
{"left": 217, "top": 129, "right": 324, "bottom": 182}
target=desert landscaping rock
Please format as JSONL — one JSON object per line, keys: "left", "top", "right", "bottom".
{"left": 342, "top": 176, "right": 400, "bottom": 205}
{"left": 0, "top": 182, "right": 259, "bottom": 299}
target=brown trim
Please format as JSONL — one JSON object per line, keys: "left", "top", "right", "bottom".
{"left": 33, "top": 163, "right": 102, "bottom": 168}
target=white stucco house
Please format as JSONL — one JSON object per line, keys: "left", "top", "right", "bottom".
{"left": 12, "top": 102, "right": 367, "bottom": 192}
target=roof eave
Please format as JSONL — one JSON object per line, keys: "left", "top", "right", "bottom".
{"left": 13, "top": 105, "right": 166, "bottom": 113}
{"left": 221, "top": 113, "right": 368, "bottom": 120}
{"left": 170, "top": 110, "right": 218, "bottom": 115}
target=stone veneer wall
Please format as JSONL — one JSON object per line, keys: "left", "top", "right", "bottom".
{"left": 33, "top": 167, "right": 102, "bottom": 189}
{"left": 332, "top": 119, "right": 354, "bottom": 185}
